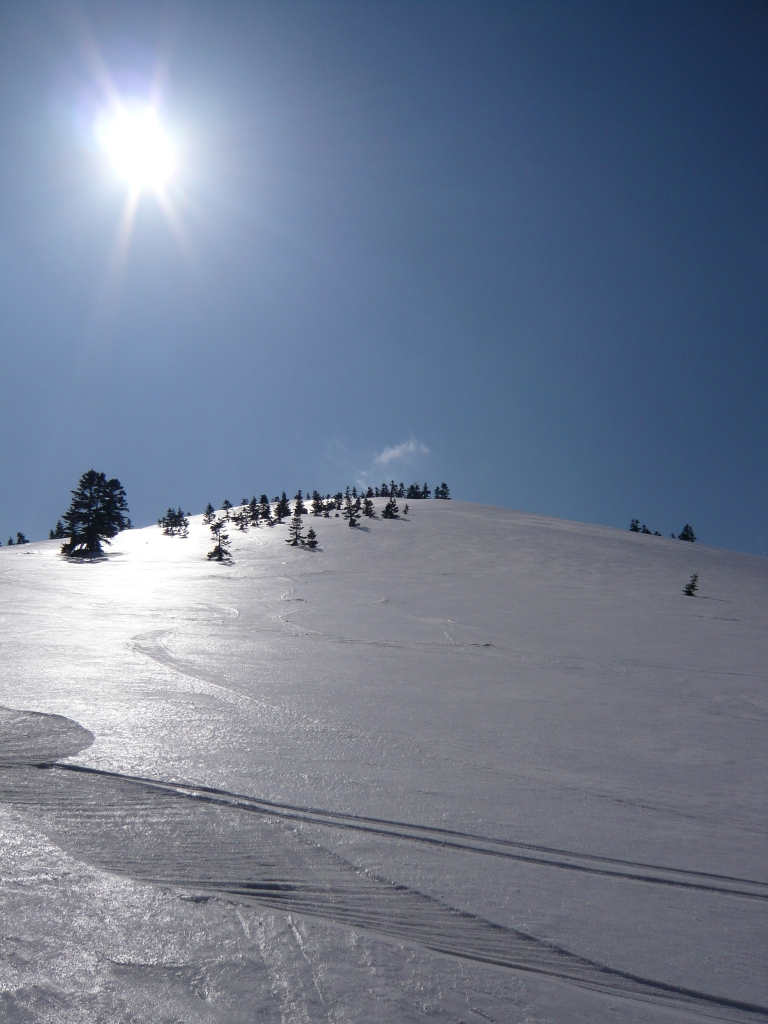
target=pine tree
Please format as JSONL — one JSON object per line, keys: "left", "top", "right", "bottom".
{"left": 382, "top": 496, "right": 400, "bottom": 519}
{"left": 683, "top": 572, "right": 699, "bottom": 597}
{"left": 207, "top": 518, "right": 232, "bottom": 561}
{"left": 274, "top": 492, "right": 291, "bottom": 523}
{"left": 203, "top": 503, "right": 216, "bottom": 525}
{"left": 247, "top": 496, "right": 259, "bottom": 525}
{"left": 362, "top": 496, "right": 375, "bottom": 518}
{"left": 294, "top": 490, "right": 308, "bottom": 515}
{"left": 678, "top": 524, "right": 696, "bottom": 543}
{"left": 434, "top": 482, "right": 451, "bottom": 499}
{"left": 15, "top": 532, "right": 28, "bottom": 545}
{"left": 641, "top": 524, "right": 652, "bottom": 534}
{"left": 6, "top": 537, "right": 13, "bottom": 546}
{"left": 158, "top": 508, "right": 189, "bottom": 537}
{"left": 402, "top": 503, "right": 410, "bottom": 515}
{"left": 311, "top": 491, "right": 324, "bottom": 516}
{"left": 50, "top": 520, "right": 66, "bottom": 539}
{"left": 221, "top": 499, "right": 233, "bottom": 520}
{"left": 61, "top": 470, "right": 130, "bottom": 556}
{"left": 629, "top": 519, "right": 640, "bottom": 532}
{"left": 306, "top": 527, "right": 318, "bottom": 549}
{"left": 342, "top": 495, "right": 360, "bottom": 527}
{"left": 286, "top": 510, "right": 306, "bottom": 546}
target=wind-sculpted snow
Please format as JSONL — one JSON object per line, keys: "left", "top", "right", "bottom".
{"left": 0, "top": 709, "right": 766, "bottom": 1021}
{"left": 0, "top": 500, "right": 766, "bottom": 1022}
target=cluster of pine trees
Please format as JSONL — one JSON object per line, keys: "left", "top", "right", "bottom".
{"left": 1, "top": 532, "right": 28, "bottom": 547}
{"left": 630, "top": 519, "right": 696, "bottom": 542}
{"left": 158, "top": 508, "right": 189, "bottom": 537}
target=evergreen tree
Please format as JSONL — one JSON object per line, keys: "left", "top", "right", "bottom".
{"left": 286, "top": 510, "right": 306, "bottom": 546}
{"left": 207, "top": 518, "right": 232, "bottom": 561}
{"left": 247, "top": 496, "right": 259, "bottom": 525}
{"left": 380, "top": 482, "right": 389, "bottom": 497}
{"left": 310, "top": 491, "right": 324, "bottom": 516}
{"left": 683, "top": 572, "right": 699, "bottom": 597}
{"left": 402, "top": 503, "right": 409, "bottom": 515}
{"left": 158, "top": 508, "right": 189, "bottom": 537}
{"left": 61, "top": 470, "right": 130, "bottom": 556}
{"left": 49, "top": 520, "right": 66, "bottom": 539}
{"left": 203, "top": 503, "right": 216, "bottom": 525}
{"left": 641, "top": 524, "right": 652, "bottom": 534}
{"left": 274, "top": 492, "right": 291, "bottom": 522}
{"left": 434, "top": 482, "right": 451, "bottom": 499}
{"left": 306, "top": 526, "right": 318, "bottom": 549}
{"left": 6, "top": 537, "right": 13, "bottom": 546}
{"left": 221, "top": 499, "right": 232, "bottom": 520}
{"left": 362, "top": 496, "right": 375, "bottom": 518}
{"left": 293, "top": 490, "right": 308, "bottom": 515}
{"left": 382, "top": 496, "right": 400, "bottom": 519}
{"left": 15, "top": 532, "right": 28, "bottom": 545}
{"left": 366, "top": 487, "right": 374, "bottom": 498}
{"left": 629, "top": 519, "right": 641, "bottom": 532}
{"left": 257, "top": 495, "right": 273, "bottom": 525}
{"left": 342, "top": 495, "right": 360, "bottom": 527}
{"left": 678, "top": 524, "right": 696, "bottom": 543}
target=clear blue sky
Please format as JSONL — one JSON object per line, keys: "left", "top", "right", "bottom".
{"left": 1, "top": 1, "right": 766, "bottom": 552}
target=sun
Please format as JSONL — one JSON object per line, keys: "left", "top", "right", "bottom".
{"left": 96, "top": 103, "right": 176, "bottom": 192}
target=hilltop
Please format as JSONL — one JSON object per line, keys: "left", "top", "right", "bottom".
{"left": 0, "top": 500, "right": 766, "bottom": 1023}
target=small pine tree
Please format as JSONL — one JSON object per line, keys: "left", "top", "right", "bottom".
{"left": 641, "top": 524, "right": 652, "bottom": 534}
{"left": 362, "top": 496, "right": 375, "bottom": 518}
{"left": 203, "top": 503, "right": 216, "bottom": 525}
{"left": 275, "top": 492, "right": 291, "bottom": 522}
{"left": 382, "top": 496, "right": 400, "bottom": 519}
{"left": 342, "top": 496, "right": 360, "bottom": 527}
{"left": 6, "top": 537, "right": 13, "bottom": 546}
{"left": 311, "top": 491, "right": 324, "bottom": 516}
{"left": 294, "top": 490, "right": 308, "bottom": 515}
{"left": 16, "top": 532, "right": 28, "bottom": 545}
{"left": 678, "top": 524, "right": 696, "bottom": 543}
{"left": 434, "top": 482, "right": 451, "bottom": 499}
{"left": 221, "top": 499, "right": 232, "bottom": 520}
{"left": 683, "top": 572, "right": 699, "bottom": 597}
{"left": 286, "top": 510, "right": 306, "bottom": 546}
{"left": 402, "top": 503, "right": 409, "bottom": 515}
{"left": 306, "top": 526, "right": 318, "bottom": 549}
{"left": 207, "top": 519, "right": 232, "bottom": 561}
{"left": 629, "top": 519, "right": 640, "bottom": 532}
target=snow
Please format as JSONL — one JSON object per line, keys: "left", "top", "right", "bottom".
{"left": 0, "top": 500, "right": 766, "bottom": 1023}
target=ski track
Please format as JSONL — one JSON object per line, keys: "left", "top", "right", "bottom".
{"left": 0, "top": 705, "right": 765, "bottom": 1024}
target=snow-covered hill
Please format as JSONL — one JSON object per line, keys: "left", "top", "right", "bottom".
{"left": 0, "top": 500, "right": 766, "bottom": 1023}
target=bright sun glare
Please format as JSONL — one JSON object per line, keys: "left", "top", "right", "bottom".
{"left": 96, "top": 104, "right": 175, "bottom": 191}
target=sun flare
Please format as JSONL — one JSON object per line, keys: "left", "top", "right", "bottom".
{"left": 96, "top": 104, "right": 176, "bottom": 191}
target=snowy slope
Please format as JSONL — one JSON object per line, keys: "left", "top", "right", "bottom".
{"left": 0, "top": 500, "right": 766, "bottom": 1023}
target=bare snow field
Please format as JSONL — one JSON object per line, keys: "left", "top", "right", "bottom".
{"left": 0, "top": 500, "right": 765, "bottom": 1023}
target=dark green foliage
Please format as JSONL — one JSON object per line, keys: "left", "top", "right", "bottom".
{"left": 221, "top": 499, "right": 232, "bottom": 520}
{"left": 305, "top": 527, "right": 318, "bottom": 549}
{"left": 402, "top": 504, "right": 409, "bottom": 515}
{"left": 247, "top": 496, "right": 259, "bottom": 525}
{"left": 49, "top": 520, "right": 66, "bottom": 540}
{"left": 6, "top": 537, "right": 13, "bottom": 546}
{"left": 293, "top": 491, "right": 308, "bottom": 515}
{"left": 61, "top": 470, "right": 130, "bottom": 556}
{"left": 406, "top": 482, "right": 431, "bottom": 499}
{"left": 286, "top": 510, "right": 306, "bottom": 546}
{"left": 158, "top": 508, "right": 189, "bottom": 537}
{"left": 365, "top": 487, "right": 374, "bottom": 498}
{"left": 310, "top": 491, "right": 324, "bottom": 516}
{"left": 641, "top": 524, "right": 652, "bottom": 534}
{"left": 15, "top": 532, "right": 28, "bottom": 545}
{"left": 683, "top": 572, "right": 699, "bottom": 597}
{"left": 257, "top": 495, "right": 273, "bottom": 525}
{"left": 629, "top": 519, "right": 640, "bottom": 532}
{"left": 362, "top": 496, "right": 375, "bottom": 518}
{"left": 275, "top": 492, "right": 291, "bottom": 523}
{"left": 207, "top": 519, "right": 231, "bottom": 561}
{"left": 434, "top": 482, "right": 450, "bottom": 499}
{"left": 678, "top": 524, "right": 696, "bottom": 543}
{"left": 203, "top": 503, "right": 216, "bottom": 525}
{"left": 382, "top": 496, "right": 400, "bottom": 519}
{"left": 342, "top": 495, "right": 360, "bottom": 527}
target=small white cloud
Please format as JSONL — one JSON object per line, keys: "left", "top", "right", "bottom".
{"left": 373, "top": 438, "right": 430, "bottom": 467}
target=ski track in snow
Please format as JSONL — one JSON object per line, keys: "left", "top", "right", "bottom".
{"left": 0, "top": 708, "right": 766, "bottom": 1023}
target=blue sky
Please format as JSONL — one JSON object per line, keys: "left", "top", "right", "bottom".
{"left": 0, "top": 1, "right": 766, "bottom": 552}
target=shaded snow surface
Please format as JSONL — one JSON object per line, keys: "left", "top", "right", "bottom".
{"left": 0, "top": 500, "right": 766, "bottom": 1023}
